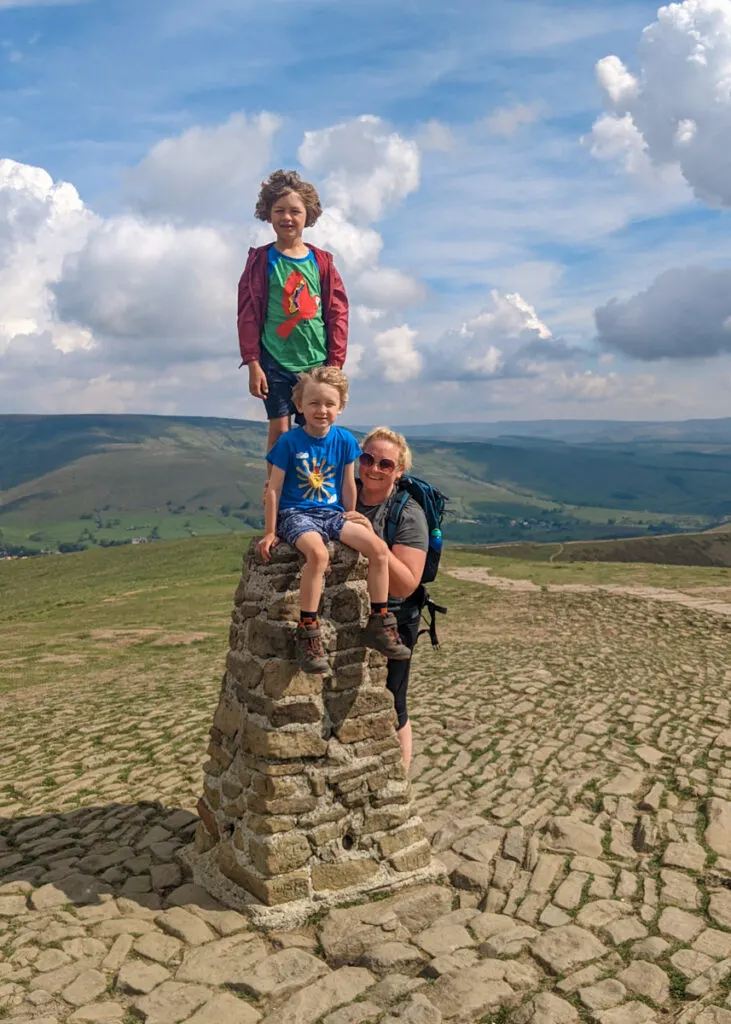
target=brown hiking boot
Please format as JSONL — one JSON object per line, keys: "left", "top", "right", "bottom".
{"left": 296, "top": 621, "right": 329, "bottom": 674}
{"left": 362, "top": 611, "right": 412, "bottom": 661}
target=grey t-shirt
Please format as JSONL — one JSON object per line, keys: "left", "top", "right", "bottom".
{"left": 356, "top": 486, "right": 428, "bottom": 621}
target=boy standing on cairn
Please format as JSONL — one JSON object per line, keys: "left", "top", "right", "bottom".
{"left": 237, "top": 170, "right": 348, "bottom": 457}
{"left": 258, "top": 366, "right": 411, "bottom": 673}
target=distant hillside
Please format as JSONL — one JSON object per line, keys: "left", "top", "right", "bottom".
{"left": 480, "top": 530, "right": 731, "bottom": 568}
{"left": 2, "top": 413, "right": 731, "bottom": 554}
{"left": 395, "top": 417, "right": 731, "bottom": 444}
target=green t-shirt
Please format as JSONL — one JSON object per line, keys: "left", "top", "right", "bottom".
{"left": 261, "top": 247, "right": 327, "bottom": 372}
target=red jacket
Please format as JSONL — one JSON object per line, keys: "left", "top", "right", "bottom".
{"left": 237, "top": 243, "right": 348, "bottom": 368}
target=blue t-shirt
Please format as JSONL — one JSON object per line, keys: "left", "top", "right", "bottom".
{"left": 267, "top": 426, "right": 361, "bottom": 512}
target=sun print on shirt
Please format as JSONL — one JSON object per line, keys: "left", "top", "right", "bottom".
{"left": 295, "top": 454, "right": 337, "bottom": 504}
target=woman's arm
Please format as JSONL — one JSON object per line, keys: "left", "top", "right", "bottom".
{"left": 341, "top": 462, "right": 357, "bottom": 512}
{"left": 387, "top": 544, "right": 427, "bottom": 599}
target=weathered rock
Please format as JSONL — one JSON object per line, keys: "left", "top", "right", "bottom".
{"left": 546, "top": 818, "right": 603, "bottom": 858}
{"left": 186, "top": 992, "right": 262, "bottom": 1023}
{"left": 511, "top": 992, "right": 579, "bottom": 1023}
{"left": 133, "top": 981, "right": 211, "bottom": 1023}
{"left": 116, "top": 960, "right": 170, "bottom": 995}
{"left": 532, "top": 925, "right": 608, "bottom": 974}
{"left": 236, "top": 948, "right": 330, "bottom": 998}
{"left": 176, "top": 934, "right": 269, "bottom": 986}
{"left": 706, "top": 798, "right": 731, "bottom": 858}
{"left": 428, "top": 961, "right": 515, "bottom": 1019}
{"left": 259, "top": 966, "right": 375, "bottom": 1024}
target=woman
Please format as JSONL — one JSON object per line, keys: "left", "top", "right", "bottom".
{"left": 343, "top": 427, "right": 428, "bottom": 773}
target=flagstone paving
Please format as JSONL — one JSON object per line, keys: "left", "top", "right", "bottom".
{"left": 2, "top": 575, "right": 731, "bottom": 1022}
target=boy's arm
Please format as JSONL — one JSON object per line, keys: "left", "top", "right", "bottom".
{"left": 264, "top": 466, "right": 284, "bottom": 534}
{"left": 325, "top": 262, "right": 348, "bottom": 368}
{"left": 258, "top": 465, "right": 285, "bottom": 562}
{"left": 237, "top": 247, "right": 264, "bottom": 367}
{"left": 341, "top": 462, "right": 357, "bottom": 512}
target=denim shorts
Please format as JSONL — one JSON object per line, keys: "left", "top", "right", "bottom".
{"left": 277, "top": 507, "right": 346, "bottom": 547}
{"left": 260, "top": 346, "right": 306, "bottom": 425}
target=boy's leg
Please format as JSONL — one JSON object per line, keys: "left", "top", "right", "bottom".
{"left": 339, "top": 521, "right": 389, "bottom": 604}
{"left": 266, "top": 416, "right": 291, "bottom": 461}
{"left": 294, "top": 531, "right": 330, "bottom": 613}
{"left": 339, "top": 521, "right": 411, "bottom": 661}
{"left": 287, "top": 530, "right": 330, "bottom": 673}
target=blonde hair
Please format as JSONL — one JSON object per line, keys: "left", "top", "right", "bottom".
{"left": 361, "top": 426, "right": 413, "bottom": 473}
{"left": 292, "top": 365, "right": 349, "bottom": 410}
{"left": 255, "top": 169, "right": 322, "bottom": 228}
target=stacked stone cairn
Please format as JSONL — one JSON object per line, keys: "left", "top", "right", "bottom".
{"left": 184, "top": 539, "right": 441, "bottom": 927}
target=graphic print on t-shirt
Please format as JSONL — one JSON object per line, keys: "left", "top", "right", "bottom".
{"left": 295, "top": 452, "right": 337, "bottom": 504}
{"left": 277, "top": 271, "right": 321, "bottom": 339}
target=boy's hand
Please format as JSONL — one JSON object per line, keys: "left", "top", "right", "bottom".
{"left": 248, "top": 361, "right": 268, "bottom": 399}
{"left": 257, "top": 532, "right": 279, "bottom": 562}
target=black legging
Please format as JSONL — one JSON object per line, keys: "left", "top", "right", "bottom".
{"left": 386, "top": 616, "right": 419, "bottom": 729}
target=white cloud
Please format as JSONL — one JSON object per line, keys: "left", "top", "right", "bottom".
{"left": 52, "top": 215, "right": 239, "bottom": 361}
{"left": 352, "top": 266, "right": 426, "bottom": 310}
{"left": 298, "top": 115, "right": 420, "bottom": 222}
{"left": 429, "top": 290, "right": 563, "bottom": 381}
{"left": 124, "top": 112, "right": 280, "bottom": 223}
{"left": 372, "top": 325, "right": 422, "bottom": 383}
{"left": 485, "top": 101, "right": 544, "bottom": 137}
{"left": 417, "top": 119, "right": 456, "bottom": 153}
{"left": 306, "top": 207, "right": 383, "bottom": 272}
{"left": 0, "top": 159, "right": 94, "bottom": 354}
{"left": 590, "top": 0, "right": 731, "bottom": 206}
{"left": 595, "top": 265, "right": 731, "bottom": 360}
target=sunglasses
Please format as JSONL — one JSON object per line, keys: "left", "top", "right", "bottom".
{"left": 359, "top": 452, "right": 397, "bottom": 472}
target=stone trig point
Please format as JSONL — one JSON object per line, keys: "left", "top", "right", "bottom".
{"left": 183, "top": 539, "right": 442, "bottom": 927}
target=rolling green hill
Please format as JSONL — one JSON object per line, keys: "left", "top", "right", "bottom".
{"left": 476, "top": 529, "right": 731, "bottom": 567}
{"left": 2, "top": 414, "right": 731, "bottom": 554}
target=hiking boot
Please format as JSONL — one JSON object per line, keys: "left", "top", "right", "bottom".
{"left": 362, "top": 611, "right": 412, "bottom": 661}
{"left": 296, "top": 621, "right": 329, "bottom": 674}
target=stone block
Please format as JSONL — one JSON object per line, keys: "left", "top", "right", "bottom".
{"left": 263, "top": 660, "right": 326, "bottom": 698}
{"left": 329, "top": 586, "right": 366, "bottom": 623}
{"left": 219, "top": 845, "right": 310, "bottom": 905}
{"left": 243, "top": 721, "right": 327, "bottom": 759}
{"left": 390, "top": 841, "right": 432, "bottom": 873}
{"left": 249, "top": 832, "right": 312, "bottom": 876}
{"left": 328, "top": 688, "right": 394, "bottom": 722}
{"left": 379, "top": 823, "right": 426, "bottom": 858}
{"left": 225, "top": 650, "right": 263, "bottom": 689}
{"left": 247, "top": 814, "right": 296, "bottom": 836}
{"left": 248, "top": 618, "right": 297, "bottom": 660}
{"left": 336, "top": 712, "right": 397, "bottom": 744}
{"left": 312, "top": 859, "right": 380, "bottom": 891}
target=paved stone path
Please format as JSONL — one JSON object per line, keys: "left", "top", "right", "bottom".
{"left": 3, "top": 574, "right": 731, "bottom": 1021}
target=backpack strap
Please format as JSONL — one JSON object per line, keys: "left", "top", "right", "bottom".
{"left": 416, "top": 586, "right": 448, "bottom": 650}
{"left": 384, "top": 487, "right": 411, "bottom": 549}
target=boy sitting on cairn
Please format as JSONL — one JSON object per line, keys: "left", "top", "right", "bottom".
{"left": 257, "top": 366, "right": 411, "bottom": 673}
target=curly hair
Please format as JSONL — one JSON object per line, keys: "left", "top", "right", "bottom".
{"left": 361, "top": 426, "right": 413, "bottom": 472}
{"left": 254, "top": 169, "right": 323, "bottom": 227}
{"left": 292, "top": 365, "right": 349, "bottom": 410}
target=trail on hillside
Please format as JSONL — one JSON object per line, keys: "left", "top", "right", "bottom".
{"left": 449, "top": 566, "right": 731, "bottom": 618}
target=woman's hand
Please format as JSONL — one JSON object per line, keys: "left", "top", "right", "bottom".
{"left": 248, "top": 361, "right": 268, "bottom": 399}
{"left": 257, "top": 532, "right": 279, "bottom": 562}
{"left": 343, "top": 511, "right": 374, "bottom": 532}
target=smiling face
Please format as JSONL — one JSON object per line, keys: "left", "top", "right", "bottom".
{"left": 296, "top": 380, "right": 343, "bottom": 434}
{"left": 270, "top": 190, "right": 307, "bottom": 243}
{"left": 359, "top": 438, "right": 402, "bottom": 502}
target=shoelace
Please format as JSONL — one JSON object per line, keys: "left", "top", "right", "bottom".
{"left": 305, "top": 632, "right": 325, "bottom": 658}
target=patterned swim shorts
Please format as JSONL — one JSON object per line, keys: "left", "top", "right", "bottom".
{"left": 277, "top": 507, "right": 346, "bottom": 548}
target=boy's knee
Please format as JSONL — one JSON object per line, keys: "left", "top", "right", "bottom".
{"left": 306, "top": 540, "right": 329, "bottom": 570}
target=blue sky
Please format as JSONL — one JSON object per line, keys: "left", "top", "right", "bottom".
{"left": 2, "top": 0, "right": 731, "bottom": 422}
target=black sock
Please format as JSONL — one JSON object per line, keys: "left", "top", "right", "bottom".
{"left": 300, "top": 610, "right": 318, "bottom": 625}
{"left": 370, "top": 602, "right": 388, "bottom": 615}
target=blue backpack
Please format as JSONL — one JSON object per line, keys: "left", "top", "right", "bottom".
{"left": 384, "top": 476, "right": 448, "bottom": 647}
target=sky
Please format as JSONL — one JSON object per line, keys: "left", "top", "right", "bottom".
{"left": 2, "top": 0, "right": 731, "bottom": 425}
